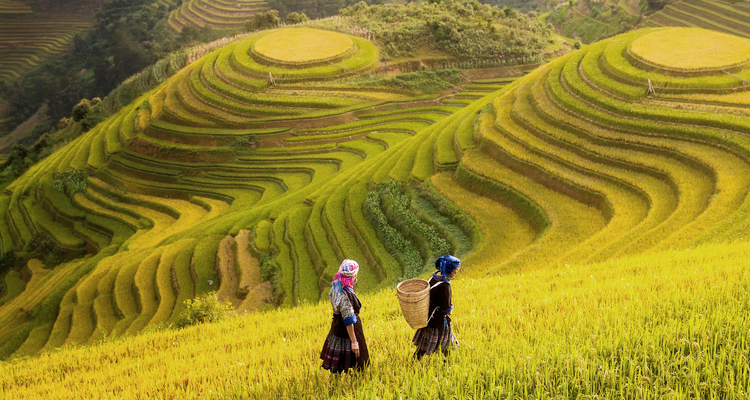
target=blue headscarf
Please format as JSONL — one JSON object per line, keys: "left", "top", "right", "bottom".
{"left": 433, "top": 255, "right": 461, "bottom": 283}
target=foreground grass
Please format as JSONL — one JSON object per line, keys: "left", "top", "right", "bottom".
{"left": 3, "top": 242, "right": 750, "bottom": 399}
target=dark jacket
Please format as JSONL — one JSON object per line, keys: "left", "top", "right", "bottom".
{"left": 426, "top": 276, "right": 452, "bottom": 329}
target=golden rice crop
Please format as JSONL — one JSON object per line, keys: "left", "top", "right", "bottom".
{"left": 629, "top": 28, "right": 750, "bottom": 71}
{"left": 252, "top": 28, "right": 354, "bottom": 64}
{"left": 431, "top": 172, "right": 535, "bottom": 277}
{"left": 498, "top": 81, "right": 652, "bottom": 263}
{"left": 4, "top": 241, "right": 750, "bottom": 399}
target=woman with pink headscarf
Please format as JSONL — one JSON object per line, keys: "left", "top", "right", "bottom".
{"left": 320, "top": 259, "right": 369, "bottom": 373}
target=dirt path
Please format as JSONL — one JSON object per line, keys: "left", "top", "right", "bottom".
{"left": 216, "top": 235, "right": 239, "bottom": 307}
{"left": 236, "top": 230, "right": 274, "bottom": 314}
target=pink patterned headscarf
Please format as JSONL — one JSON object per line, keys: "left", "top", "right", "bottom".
{"left": 331, "top": 259, "right": 359, "bottom": 292}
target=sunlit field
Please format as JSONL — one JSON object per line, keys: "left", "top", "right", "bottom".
{"left": 2, "top": 241, "right": 750, "bottom": 399}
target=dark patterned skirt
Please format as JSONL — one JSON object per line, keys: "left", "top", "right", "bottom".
{"left": 320, "top": 334, "right": 362, "bottom": 373}
{"left": 412, "top": 319, "right": 456, "bottom": 355}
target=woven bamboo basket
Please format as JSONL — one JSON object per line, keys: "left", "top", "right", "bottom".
{"left": 396, "top": 279, "right": 431, "bottom": 329}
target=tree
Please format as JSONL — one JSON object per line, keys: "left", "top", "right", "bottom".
{"left": 179, "top": 26, "right": 199, "bottom": 44}
{"left": 285, "top": 11, "right": 308, "bottom": 24}
{"left": 646, "top": 0, "right": 670, "bottom": 10}
{"left": 71, "top": 99, "right": 91, "bottom": 122}
{"left": 245, "top": 10, "right": 281, "bottom": 32}
{"left": 111, "top": 28, "right": 151, "bottom": 82}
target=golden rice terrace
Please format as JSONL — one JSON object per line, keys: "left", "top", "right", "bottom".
{"left": 3, "top": 26, "right": 750, "bottom": 362}
{"left": 629, "top": 27, "right": 750, "bottom": 71}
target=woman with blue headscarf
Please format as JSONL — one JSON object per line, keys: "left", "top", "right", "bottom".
{"left": 413, "top": 255, "right": 461, "bottom": 360}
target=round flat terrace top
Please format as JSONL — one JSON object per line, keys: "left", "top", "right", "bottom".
{"left": 629, "top": 28, "right": 750, "bottom": 71}
{"left": 252, "top": 28, "right": 354, "bottom": 64}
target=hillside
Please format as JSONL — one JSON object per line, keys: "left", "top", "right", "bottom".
{"left": 0, "top": 0, "right": 101, "bottom": 137}
{"left": 0, "top": 0, "right": 99, "bottom": 84}
{"left": 547, "top": 0, "right": 750, "bottom": 43}
{"left": 3, "top": 21, "right": 750, "bottom": 365}
{"left": 641, "top": 0, "right": 750, "bottom": 34}
{"left": 0, "top": 24, "right": 550, "bottom": 359}
{"left": 167, "top": 0, "right": 269, "bottom": 33}
{"left": 1, "top": 241, "right": 749, "bottom": 398}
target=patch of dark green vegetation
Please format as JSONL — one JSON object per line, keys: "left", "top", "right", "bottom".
{"left": 363, "top": 184, "right": 423, "bottom": 279}
{"left": 363, "top": 180, "right": 473, "bottom": 279}
{"left": 342, "top": 70, "right": 463, "bottom": 94}
{"left": 259, "top": 252, "right": 282, "bottom": 304}
{"left": 0, "top": 0, "right": 229, "bottom": 138}
{"left": 340, "top": 0, "right": 554, "bottom": 59}
{"left": 548, "top": 0, "right": 641, "bottom": 44}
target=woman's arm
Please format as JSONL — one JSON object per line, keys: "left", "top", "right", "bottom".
{"left": 334, "top": 290, "right": 360, "bottom": 357}
{"left": 346, "top": 325, "right": 360, "bottom": 358}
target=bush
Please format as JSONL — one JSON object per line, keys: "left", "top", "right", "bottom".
{"left": 246, "top": 10, "right": 280, "bottom": 32}
{"left": 72, "top": 99, "right": 91, "bottom": 122}
{"left": 285, "top": 12, "right": 308, "bottom": 25}
{"left": 53, "top": 169, "right": 87, "bottom": 196}
{"left": 380, "top": 181, "right": 451, "bottom": 258}
{"left": 646, "top": 0, "right": 669, "bottom": 11}
{"left": 340, "top": 70, "right": 462, "bottom": 94}
{"left": 0, "top": 252, "right": 16, "bottom": 277}
{"left": 339, "top": 1, "right": 552, "bottom": 59}
{"left": 259, "top": 253, "right": 280, "bottom": 288}
{"left": 176, "top": 292, "right": 234, "bottom": 328}
{"left": 363, "top": 189, "right": 422, "bottom": 278}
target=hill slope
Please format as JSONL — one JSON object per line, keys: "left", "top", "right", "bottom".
{"left": 4, "top": 24, "right": 750, "bottom": 362}
{"left": 1, "top": 241, "right": 749, "bottom": 398}
{"left": 167, "top": 0, "right": 268, "bottom": 33}
{"left": 548, "top": 0, "right": 750, "bottom": 43}
{"left": 642, "top": 0, "right": 750, "bottom": 35}
{"left": 0, "top": 25, "right": 545, "bottom": 359}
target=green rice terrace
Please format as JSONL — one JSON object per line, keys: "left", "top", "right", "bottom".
{"left": 548, "top": 0, "right": 750, "bottom": 44}
{"left": 0, "top": 17, "right": 94, "bottom": 83}
{"left": 4, "top": 24, "right": 750, "bottom": 372}
{"left": 642, "top": 0, "right": 750, "bottom": 36}
{"left": 0, "top": 0, "right": 31, "bottom": 15}
{"left": 167, "top": 0, "right": 268, "bottom": 32}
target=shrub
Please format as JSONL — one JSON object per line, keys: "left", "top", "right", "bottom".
{"left": 339, "top": 1, "right": 552, "bottom": 59}
{"left": 259, "top": 253, "right": 280, "bottom": 294}
{"left": 175, "top": 292, "right": 234, "bottom": 328}
{"left": 72, "top": 99, "right": 91, "bottom": 122}
{"left": 362, "top": 189, "right": 422, "bottom": 278}
{"left": 381, "top": 181, "right": 451, "bottom": 258}
{"left": 285, "top": 12, "right": 308, "bottom": 25}
{"left": 0, "top": 252, "right": 16, "bottom": 277}
{"left": 246, "top": 10, "right": 280, "bottom": 32}
{"left": 54, "top": 169, "right": 87, "bottom": 196}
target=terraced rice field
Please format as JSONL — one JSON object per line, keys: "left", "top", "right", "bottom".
{"left": 641, "top": 0, "right": 750, "bottom": 38}
{"left": 0, "top": 27, "right": 527, "bottom": 357}
{"left": 10, "top": 25, "right": 750, "bottom": 362}
{"left": 0, "top": 17, "right": 94, "bottom": 82}
{"left": 166, "top": 0, "right": 268, "bottom": 33}
{"left": 0, "top": 97, "right": 10, "bottom": 135}
{"left": 629, "top": 28, "right": 750, "bottom": 71}
{"left": 0, "top": 0, "right": 31, "bottom": 15}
